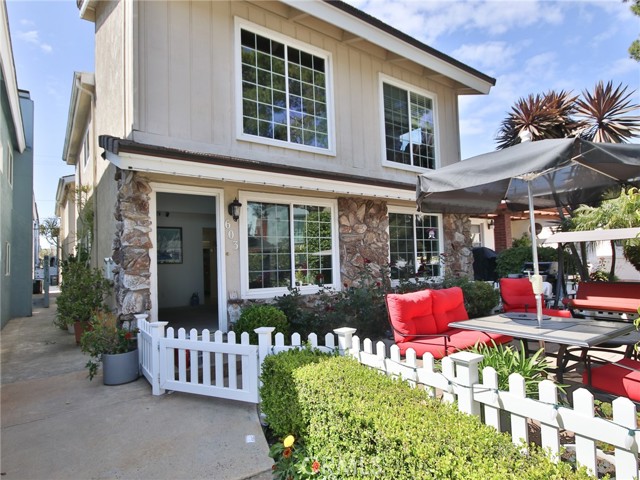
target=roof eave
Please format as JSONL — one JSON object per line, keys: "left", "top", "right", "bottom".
{"left": 62, "top": 72, "right": 95, "bottom": 166}
{"left": 282, "top": 0, "right": 495, "bottom": 94}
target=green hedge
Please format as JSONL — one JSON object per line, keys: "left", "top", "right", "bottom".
{"left": 288, "top": 356, "right": 593, "bottom": 480}
{"left": 259, "top": 348, "right": 333, "bottom": 439}
{"left": 233, "top": 304, "right": 289, "bottom": 345}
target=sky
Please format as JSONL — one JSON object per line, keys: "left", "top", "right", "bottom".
{"left": 5, "top": 0, "right": 640, "bottom": 225}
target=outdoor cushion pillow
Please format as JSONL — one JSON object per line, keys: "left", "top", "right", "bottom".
{"left": 500, "top": 278, "right": 537, "bottom": 312}
{"left": 386, "top": 289, "right": 437, "bottom": 343}
{"left": 430, "top": 287, "right": 469, "bottom": 332}
{"left": 583, "top": 357, "right": 640, "bottom": 402}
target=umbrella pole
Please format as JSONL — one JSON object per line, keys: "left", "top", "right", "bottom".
{"left": 526, "top": 181, "right": 544, "bottom": 328}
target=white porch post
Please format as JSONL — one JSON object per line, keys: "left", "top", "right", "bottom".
{"left": 255, "top": 327, "right": 275, "bottom": 372}
{"left": 333, "top": 327, "right": 357, "bottom": 356}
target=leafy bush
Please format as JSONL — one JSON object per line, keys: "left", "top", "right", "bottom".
{"left": 441, "top": 277, "right": 499, "bottom": 318}
{"left": 275, "top": 262, "right": 389, "bottom": 339}
{"left": 55, "top": 253, "right": 112, "bottom": 329}
{"left": 259, "top": 348, "right": 333, "bottom": 439}
{"left": 495, "top": 245, "right": 557, "bottom": 279}
{"left": 233, "top": 304, "right": 289, "bottom": 345}
{"left": 288, "top": 356, "right": 593, "bottom": 479}
{"left": 469, "top": 341, "right": 557, "bottom": 398}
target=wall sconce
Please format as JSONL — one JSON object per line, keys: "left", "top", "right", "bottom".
{"left": 228, "top": 198, "right": 242, "bottom": 222}
{"left": 488, "top": 220, "right": 495, "bottom": 229}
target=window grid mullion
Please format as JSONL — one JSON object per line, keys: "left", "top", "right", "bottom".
{"left": 284, "top": 46, "right": 291, "bottom": 143}
{"left": 413, "top": 215, "right": 419, "bottom": 274}
{"left": 407, "top": 89, "right": 414, "bottom": 167}
{"left": 289, "top": 201, "right": 296, "bottom": 286}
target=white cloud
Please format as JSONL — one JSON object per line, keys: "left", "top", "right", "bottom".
{"left": 452, "top": 41, "right": 519, "bottom": 71}
{"left": 19, "top": 19, "right": 36, "bottom": 28}
{"left": 15, "top": 29, "right": 53, "bottom": 54}
{"left": 603, "top": 57, "right": 639, "bottom": 77}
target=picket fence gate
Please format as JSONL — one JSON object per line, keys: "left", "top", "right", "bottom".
{"left": 136, "top": 317, "right": 638, "bottom": 478}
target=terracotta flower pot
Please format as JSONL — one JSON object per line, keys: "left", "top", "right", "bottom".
{"left": 73, "top": 321, "right": 92, "bottom": 346}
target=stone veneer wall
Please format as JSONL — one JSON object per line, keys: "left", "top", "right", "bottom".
{"left": 338, "top": 198, "right": 389, "bottom": 287}
{"left": 442, "top": 213, "right": 474, "bottom": 279}
{"left": 111, "top": 169, "right": 152, "bottom": 320}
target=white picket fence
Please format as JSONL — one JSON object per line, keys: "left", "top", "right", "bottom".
{"left": 137, "top": 315, "right": 259, "bottom": 403}
{"left": 136, "top": 317, "right": 638, "bottom": 478}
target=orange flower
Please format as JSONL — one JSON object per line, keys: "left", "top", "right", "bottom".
{"left": 311, "top": 460, "right": 320, "bottom": 473}
{"left": 283, "top": 447, "right": 292, "bottom": 459}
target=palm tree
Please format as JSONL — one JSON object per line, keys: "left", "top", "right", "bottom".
{"left": 569, "top": 188, "right": 640, "bottom": 279}
{"left": 495, "top": 90, "right": 579, "bottom": 149}
{"left": 574, "top": 81, "right": 640, "bottom": 143}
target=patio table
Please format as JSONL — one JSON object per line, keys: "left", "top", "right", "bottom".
{"left": 449, "top": 313, "right": 636, "bottom": 382}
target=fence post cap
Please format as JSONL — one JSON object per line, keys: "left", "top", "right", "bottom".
{"left": 333, "top": 327, "right": 357, "bottom": 335}
{"left": 254, "top": 327, "right": 276, "bottom": 334}
{"left": 449, "top": 351, "right": 484, "bottom": 365}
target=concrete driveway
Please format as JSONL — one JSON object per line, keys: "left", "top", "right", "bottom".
{"left": 1, "top": 293, "right": 273, "bottom": 480}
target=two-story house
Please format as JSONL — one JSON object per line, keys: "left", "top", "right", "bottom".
{"left": 67, "top": 0, "right": 495, "bottom": 330}
{"left": 0, "top": 2, "right": 35, "bottom": 329}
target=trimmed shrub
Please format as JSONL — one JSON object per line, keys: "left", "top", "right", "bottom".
{"left": 259, "top": 348, "right": 333, "bottom": 439}
{"left": 441, "top": 277, "right": 499, "bottom": 318}
{"left": 233, "top": 304, "right": 289, "bottom": 344}
{"left": 495, "top": 245, "right": 557, "bottom": 279}
{"left": 290, "top": 356, "right": 593, "bottom": 479}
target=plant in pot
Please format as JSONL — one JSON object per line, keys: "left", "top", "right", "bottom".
{"left": 80, "top": 311, "right": 140, "bottom": 385}
{"left": 55, "top": 251, "right": 113, "bottom": 344}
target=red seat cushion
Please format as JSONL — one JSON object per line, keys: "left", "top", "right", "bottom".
{"left": 386, "top": 289, "right": 436, "bottom": 343}
{"left": 397, "top": 329, "right": 512, "bottom": 359}
{"left": 430, "top": 287, "right": 469, "bottom": 332}
{"left": 569, "top": 282, "right": 640, "bottom": 313}
{"left": 583, "top": 358, "right": 640, "bottom": 402}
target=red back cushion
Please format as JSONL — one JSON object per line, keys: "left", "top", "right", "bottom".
{"left": 385, "top": 290, "right": 436, "bottom": 343}
{"left": 500, "top": 278, "right": 536, "bottom": 312}
{"left": 431, "top": 287, "right": 469, "bottom": 332}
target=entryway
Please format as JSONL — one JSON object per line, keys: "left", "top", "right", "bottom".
{"left": 154, "top": 191, "right": 223, "bottom": 332}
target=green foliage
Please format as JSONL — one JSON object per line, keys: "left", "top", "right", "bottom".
{"left": 80, "top": 311, "right": 138, "bottom": 380}
{"left": 495, "top": 245, "right": 557, "bottom": 278}
{"left": 441, "top": 277, "right": 499, "bottom": 318}
{"left": 283, "top": 356, "right": 593, "bottom": 479}
{"left": 54, "top": 252, "right": 112, "bottom": 329}
{"left": 269, "top": 435, "right": 318, "bottom": 480}
{"left": 275, "top": 262, "right": 390, "bottom": 339}
{"left": 233, "top": 304, "right": 289, "bottom": 344}
{"left": 259, "top": 348, "right": 333, "bottom": 439}
{"left": 469, "top": 341, "right": 558, "bottom": 398}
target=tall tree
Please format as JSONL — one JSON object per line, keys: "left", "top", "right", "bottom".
{"left": 574, "top": 81, "right": 640, "bottom": 143}
{"left": 628, "top": 0, "right": 640, "bottom": 61}
{"left": 495, "top": 90, "right": 579, "bottom": 149}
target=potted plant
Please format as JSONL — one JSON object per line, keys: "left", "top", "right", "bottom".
{"left": 55, "top": 251, "right": 113, "bottom": 344}
{"left": 80, "top": 311, "right": 139, "bottom": 385}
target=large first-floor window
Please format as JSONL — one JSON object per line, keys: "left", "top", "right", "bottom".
{"left": 388, "top": 209, "right": 443, "bottom": 280}
{"left": 242, "top": 193, "right": 338, "bottom": 297}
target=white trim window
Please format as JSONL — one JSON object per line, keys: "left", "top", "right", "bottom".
{"left": 240, "top": 193, "right": 339, "bottom": 298}
{"left": 82, "top": 128, "right": 90, "bottom": 169}
{"left": 7, "top": 144, "right": 13, "bottom": 187}
{"left": 236, "top": 19, "right": 334, "bottom": 154}
{"left": 4, "top": 242, "right": 10, "bottom": 276}
{"left": 381, "top": 76, "right": 438, "bottom": 171}
{"left": 388, "top": 208, "right": 443, "bottom": 281}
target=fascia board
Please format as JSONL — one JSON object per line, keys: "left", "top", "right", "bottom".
{"left": 280, "top": 0, "right": 493, "bottom": 94}
{"left": 0, "top": 4, "right": 26, "bottom": 152}
{"left": 105, "top": 150, "right": 415, "bottom": 202}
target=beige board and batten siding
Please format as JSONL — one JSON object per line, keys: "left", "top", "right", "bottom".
{"left": 134, "top": 0, "right": 463, "bottom": 185}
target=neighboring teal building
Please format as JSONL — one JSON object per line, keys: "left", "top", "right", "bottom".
{"left": 0, "top": 3, "right": 35, "bottom": 329}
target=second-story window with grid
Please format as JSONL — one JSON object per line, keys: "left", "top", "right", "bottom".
{"left": 240, "top": 27, "right": 329, "bottom": 151}
{"left": 383, "top": 81, "right": 437, "bottom": 170}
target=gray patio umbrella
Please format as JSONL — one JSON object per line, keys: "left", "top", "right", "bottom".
{"left": 417, "top": 137, "right": 640, "bottom": 326}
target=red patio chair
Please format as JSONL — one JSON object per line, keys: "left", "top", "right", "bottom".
{"left": 499, "top": 278, "right": 572, "bottom": 318}
{"left": 583, "top": 356, "right": 640, "bottom": 402}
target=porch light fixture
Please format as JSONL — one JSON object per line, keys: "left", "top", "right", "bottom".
{"left": 488, "top": 220, "right": 495, "bottom": 229}
{"left": 228, "top": 198, "right": 242, "bottom": 222}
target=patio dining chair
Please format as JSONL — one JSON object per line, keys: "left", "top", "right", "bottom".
{"left": 583, "top": 355, "right": 640, "bottom": 403}
{"left": 499, "top": 278, "right": 572, "bottom": 318}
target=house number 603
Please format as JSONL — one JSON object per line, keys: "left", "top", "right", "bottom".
{"left": 225, "top": 219, "right": 239, "bottom": 250}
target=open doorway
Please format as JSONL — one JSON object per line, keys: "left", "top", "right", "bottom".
{"left": 155, "top": 192, "right": 219, "bottom": 332}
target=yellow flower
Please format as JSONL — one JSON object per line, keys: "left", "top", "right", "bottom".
{"left": 283, "top": 435, "right": 295, "bottom": 448}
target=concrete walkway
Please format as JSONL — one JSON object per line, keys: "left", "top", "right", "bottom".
{"left": 1, "top": 293, "right": 273, "bottom": 480}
